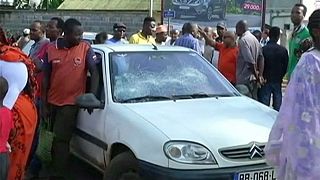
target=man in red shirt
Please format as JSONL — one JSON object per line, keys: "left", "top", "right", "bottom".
{"left": 0, "top": 76, "right": 13, "bottom": 180}
{"left": 26, "top": 17, "right": 65, "bottom": 179}
{"left": 200, "top": 29, "right": 238, "bottom": 84}
{"left": 42, "top": 18, "right": 99, "bottom": 179}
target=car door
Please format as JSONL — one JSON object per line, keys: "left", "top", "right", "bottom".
{"left": 70, "top": 48, "right": 108, "bottom": 170}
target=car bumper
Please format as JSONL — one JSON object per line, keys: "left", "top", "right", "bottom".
{"left": 139, "top": 160, "right": 272, "bottom": 180}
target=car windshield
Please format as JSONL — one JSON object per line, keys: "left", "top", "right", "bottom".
{"left": 109, "top": 51, "right": 239, "bottom": 103}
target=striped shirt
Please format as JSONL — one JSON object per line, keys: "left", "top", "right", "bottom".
{"left": 174, "top": 34, "right": 202, "bottom": 54}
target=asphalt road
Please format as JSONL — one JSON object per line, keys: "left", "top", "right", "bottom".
{"left": 164, "top": 14, "right": 262, "bottom": 30}
{"left": 35, "top": 156, "right": 103, "bottom": 180}
{"left": 69, "top": 156, "right": 103, "bottom": 180}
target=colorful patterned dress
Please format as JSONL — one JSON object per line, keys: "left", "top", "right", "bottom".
{"left": 265, "top": 49, "right": 320, "bottom": 180}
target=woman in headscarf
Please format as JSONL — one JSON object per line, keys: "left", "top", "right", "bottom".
{"left": 0, "top": 27, "right": 38, "bottom": 180}
{"left": 264, "top": 9, "right": 320, "bottom": 180}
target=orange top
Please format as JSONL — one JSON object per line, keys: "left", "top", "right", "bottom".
{"left": 215, "top": 43, "right": 238, "bottom": 84}
{"left": 47, "top": 41, "right": 92, "bottom": 106}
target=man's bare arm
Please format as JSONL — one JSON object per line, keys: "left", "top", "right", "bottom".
{"left": 198, "top": 27, "right": 216, "bottom": 48}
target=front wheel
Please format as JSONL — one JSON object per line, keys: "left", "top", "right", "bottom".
{"left": 103, "top": 151, "right": 141, "bottom": 180}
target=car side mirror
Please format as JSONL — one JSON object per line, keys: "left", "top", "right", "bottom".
{"left": 76, "top": 93, "right": 104, "bottom": 109}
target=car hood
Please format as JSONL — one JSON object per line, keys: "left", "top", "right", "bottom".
{"left": 124, "top": 97, "right": 277, "bottom": 149}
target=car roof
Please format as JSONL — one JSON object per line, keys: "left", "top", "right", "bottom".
{"left": 83, "top": 32, "right": 97, "bottom": 40}
{"left": 92, "top": 44, "right": 194, "bottom": 52}
{"left": 83, "top": 32, "right": 113, "bottom": 41}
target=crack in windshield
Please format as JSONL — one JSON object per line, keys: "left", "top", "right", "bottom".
{"left": 110, "top": 52, "right": 238, "bottom": 103}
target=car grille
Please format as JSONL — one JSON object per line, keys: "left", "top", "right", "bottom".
{"left": 172, "top": 0, "right": 201, "bottom": 5}
{"left": 219, "top": 143, "right": 265, "bottom": 160}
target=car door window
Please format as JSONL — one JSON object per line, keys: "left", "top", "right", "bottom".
{"left": 86, "top": 51, "right": 105, "bottom": 103}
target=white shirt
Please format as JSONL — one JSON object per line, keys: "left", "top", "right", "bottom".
{"left": 212, "top": 50, "right": 219, "bottom": 68}
{"left": 260, "top": 37, "right": 269, "bottom": 47}
{"left": 204, "top": 45, "right": 214, "bottom": 63}
{"left": 198, "top": 38, "right": 205, "bottom": 54}
{"left": 164, "top": 37, "right": 172, "bottom": 46}
{"left": 0, "top": 60, "right": 28, "bottom": 109}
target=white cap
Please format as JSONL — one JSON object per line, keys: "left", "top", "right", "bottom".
{"left": 23, "top": 28, "right": 30, "bottom": 35}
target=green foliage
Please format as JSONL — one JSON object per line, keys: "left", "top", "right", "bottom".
{"left": 227, "top": 0, "right": 242, "bottom": 14}
{"left": 41, "top": 0, "right": 64, "bottom": 9}
{"left": 227, "top": 6, "right": 242, "bottom": 14}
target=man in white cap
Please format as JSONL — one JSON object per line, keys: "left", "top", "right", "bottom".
{"left": 15, "top": 28, "right": 31, "bottom": 50}
{"left": 106, "top": 23, "right": 128, "bottom": 44}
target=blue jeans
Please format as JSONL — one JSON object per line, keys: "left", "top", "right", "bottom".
{"left": 258, "top": 83, "right": 282, "bottom": 111}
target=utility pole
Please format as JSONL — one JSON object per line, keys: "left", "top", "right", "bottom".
{"left": 261, "top": 0, "right": 266, "bottom": 30}
{"left": 149, "top": 0, "right": 153, "bottom": 17}
{"left": 161, "top": 0, "right": 164, "bottom": 24}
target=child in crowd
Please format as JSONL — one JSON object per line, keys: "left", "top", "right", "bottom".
{"left": 0, "top": 76, "right": 13, "bottom": 180}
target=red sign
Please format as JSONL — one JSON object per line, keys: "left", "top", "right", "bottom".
{"left": 243, "top": 2, "right": 262, "bottom": 12}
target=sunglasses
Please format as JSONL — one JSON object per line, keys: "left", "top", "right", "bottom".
{"left": 150, "top": 22, "right": 156, "bottom": 29}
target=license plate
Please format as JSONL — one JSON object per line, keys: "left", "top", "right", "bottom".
{"left": 235, "top": 169, "right": 276, "bottom": 180}
{"left": 179, "top": 6, "right": 190, "bottom": 9}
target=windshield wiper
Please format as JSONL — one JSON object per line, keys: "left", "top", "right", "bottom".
{"left": 172, "top": 93, "right": 234, "bottom": 99}
{"left": 119, "top": 93, "right": 234, "bottom": 103}
{"left": 119, "top": 95, "right": 174, "bottom": 103}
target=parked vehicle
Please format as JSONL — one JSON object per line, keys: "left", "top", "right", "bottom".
{"left": 172, "top": 0, "right": 227, "bottom": 20}
{"left": 72, "top": 44, "right": 277, "bottom": 180}
{"left": 0, "top": 0, "right": 14, "bottom": 6}
{"left": 83, "top": 32, "right": 113, "bottom": 44}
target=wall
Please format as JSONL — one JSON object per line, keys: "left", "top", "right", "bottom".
{"left": 0, "top": 9, "right": 161, "bottom": 36}
{"left": 265, "top": 0, "right": 300, "bottom": 29}
{"left": 265, "top": 0, "right": 301, "bottom": 48}
{"left": 302, "top": 0, "right": 320, "bottom": 21}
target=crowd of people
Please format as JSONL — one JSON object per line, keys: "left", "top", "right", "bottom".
{"left": 0, "top": 2, "right": 319, "bottom": 180}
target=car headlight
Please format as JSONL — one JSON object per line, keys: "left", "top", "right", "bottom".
{"left": 164, "top": 141, "right": 217, "bottom": 164}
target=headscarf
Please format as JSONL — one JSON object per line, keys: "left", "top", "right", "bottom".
{"left": 0, "top": 26, "right": 38, "bottom": 101}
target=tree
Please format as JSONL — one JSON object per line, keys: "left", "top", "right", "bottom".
{"left": 13, "top": 0, "right": 64, "bottom": 9}
{"left": 41, "top": 0, "right": 64, "bottom": 9}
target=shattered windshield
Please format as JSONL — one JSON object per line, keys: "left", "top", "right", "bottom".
{"left": 109, "top": 51, "right": 238, "bottom": 103}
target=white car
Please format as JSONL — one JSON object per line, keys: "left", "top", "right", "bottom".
{"left": 83, "top": 32, "right": 113, "bottom": 44}
{"left": 71, "top": 44, "right": 277, "bottom": 180}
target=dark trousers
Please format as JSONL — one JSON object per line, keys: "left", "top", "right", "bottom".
{"left": 0, "top": 152, "right": 9, "bottom": 180}
{"left": 27, "top": 98, "right": 42, "bottom": 177}
{"left": 50, "top": 105, "right": 79, "bottom": 179}
{"left": 258, "top": 83, "right": 282, "bottom": 111}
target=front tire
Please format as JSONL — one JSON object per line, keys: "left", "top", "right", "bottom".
{"left": 103, "top": 151, "right": 141, "bottom": 180}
